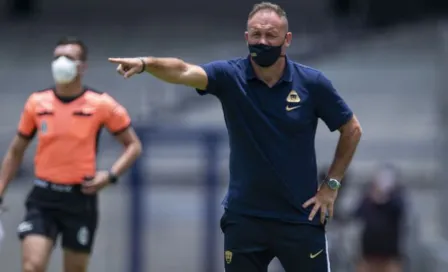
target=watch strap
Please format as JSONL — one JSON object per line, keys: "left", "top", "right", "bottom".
{"left": 108, "top": 171, "right": 119, "bottom": 184}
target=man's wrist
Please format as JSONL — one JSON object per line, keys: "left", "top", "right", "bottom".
{"left": 138, "top": 58, "right": 146, "bottom": 74}
{"left": 107, "top": 170, "right": 119, "bottom": 184}
{"left": 324, "top": 178, "right": 341, "bottom": 191}
{"left": 139, "top": 57, "right": 154, "bottom": 73}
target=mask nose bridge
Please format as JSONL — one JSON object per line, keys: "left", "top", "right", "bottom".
{"left": 54, "top": 55, "right": 78, "bottom": 63}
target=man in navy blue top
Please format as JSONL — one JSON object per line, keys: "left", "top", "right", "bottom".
{"left": 109, "top": 2, "right": 362, "bottom": 271}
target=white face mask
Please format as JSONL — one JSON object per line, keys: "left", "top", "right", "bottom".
{"left": 51, "top": 56, "right": 79, "bottom": 84}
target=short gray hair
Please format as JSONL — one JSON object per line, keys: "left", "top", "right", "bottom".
{"left": 248, "top": 2, "right": 288, "bottom": 30}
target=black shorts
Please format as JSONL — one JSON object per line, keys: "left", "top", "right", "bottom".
{"left": 361, "top": 232, "right": 401, "bottom": 259}
{"left": 17, "top": 179, "right": 98, "bottom": 253}
{"left": 220, "top": 209, "right": 330, "bottom": 272}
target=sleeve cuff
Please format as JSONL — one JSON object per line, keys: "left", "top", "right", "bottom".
{"left": 195, "top": 89, "right": 208, "bottom": 96}
{"left": 111, "top": 123, "right": 132, "bottom": 135}
{"left": 17, "top": 129, "right": 36, "bottom": 140}
{"left": 328, "top": 112, "right": 353, "bottom": 132}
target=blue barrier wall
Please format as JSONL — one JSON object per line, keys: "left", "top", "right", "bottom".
{"left": 128, "top": 126, "right": 225, "bottom": 272}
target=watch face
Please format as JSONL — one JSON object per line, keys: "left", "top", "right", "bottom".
{"left": 108, "top": 172, "right": 118, "bottom": 183}
{"left": 328, "top": 179, "right": 340, "bottom": 189}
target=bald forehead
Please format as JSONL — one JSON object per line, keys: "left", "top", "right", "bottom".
{"left": 247, "top": 10, "right": 288, "bottom": 32}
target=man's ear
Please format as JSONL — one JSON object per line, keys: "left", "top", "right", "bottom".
{"left": 285, "top": 32, "right": 292, "bottom": 47}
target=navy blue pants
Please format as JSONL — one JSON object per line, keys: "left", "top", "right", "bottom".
{"left": 221, "top": 210, "right": 330, "bottom": 272}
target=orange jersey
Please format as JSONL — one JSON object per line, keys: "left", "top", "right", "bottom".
{"left": 17, "top": 87, "right": 131, "bottom": 184}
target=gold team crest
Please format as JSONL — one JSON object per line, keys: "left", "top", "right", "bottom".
{"left": 225, "top": 250, "right": 233, "bottom": 264}
{"left": 286, "top": 90, "right": 300, "bottom": 103}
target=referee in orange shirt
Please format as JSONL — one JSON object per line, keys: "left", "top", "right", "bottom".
{"left": 0, "top": 37, "right": 142, "bottom": 272}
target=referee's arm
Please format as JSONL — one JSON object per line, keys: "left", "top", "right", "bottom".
{"left": 0, "top": 136, "right": 32, "bottom": 196}
{"left": 109, "top": 128, "right": 141, "bottom": 176}
{"left": 0, "top": 98, "right": 36, "bottom": 196}
{"left": 103, "top": 95, "right": 142, "bottom": 176}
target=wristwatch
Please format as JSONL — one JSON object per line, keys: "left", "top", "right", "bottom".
{"left": 325, "top": 178, "right": 341, "bottom": 190}
{"left": 138, "top": 58, "right": 146, "bottom": 74}
{"left": 108, "top": 171, "right": 119, "bottom": 184}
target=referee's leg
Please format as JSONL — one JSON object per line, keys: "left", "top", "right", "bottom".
{"left": 21, "top": 235, "right": 55, "bottom": 272}
{"left": 60, "top": 194, "right": 98, "bottom": 272}
{"left": 18, "top": 205, "right": 58, "bottom": 272}
{"left": 274, "top": 224, "right": 330, "bottom": 272}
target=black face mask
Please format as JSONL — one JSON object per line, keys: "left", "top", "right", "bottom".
{"left": 248, "top": 43, "right": 283, "bottom": 67}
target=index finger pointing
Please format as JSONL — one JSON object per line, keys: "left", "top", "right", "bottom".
{"left": 108, "top": 58, "right": 127, "bottom": 64}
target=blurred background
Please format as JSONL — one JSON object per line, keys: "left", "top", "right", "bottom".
{"left": 0, "top": 0, "right": 447, "bottom": 271}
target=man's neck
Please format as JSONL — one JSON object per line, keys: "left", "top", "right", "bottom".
{"left": 251, "top": 57, "right": 286, "bottom": 87}
{"left": 55, "top": 81, "right": 84, "bottom": 97}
